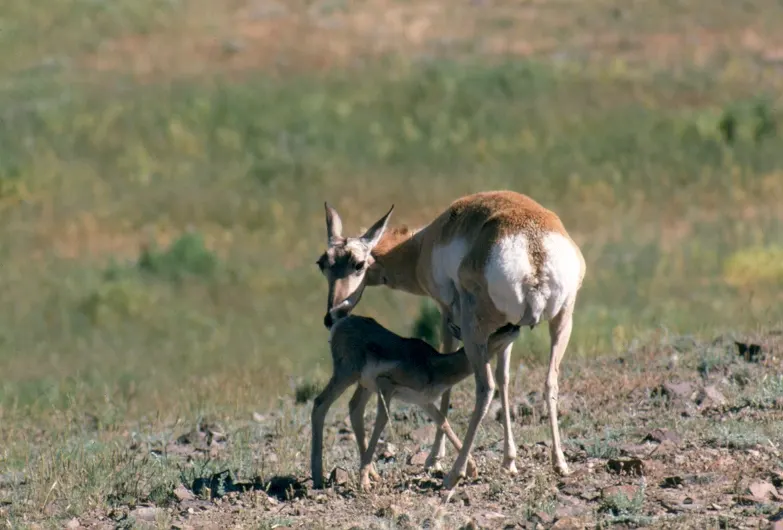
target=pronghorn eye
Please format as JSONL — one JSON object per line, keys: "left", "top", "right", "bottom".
{"left": 355, "top": 261, "right": 366, "bottom": 272}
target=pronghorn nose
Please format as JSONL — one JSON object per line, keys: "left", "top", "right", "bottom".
{"left": 323, "top": 312, "right": 333, "bottom": 329}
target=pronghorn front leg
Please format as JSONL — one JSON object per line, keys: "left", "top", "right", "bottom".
{"left": 443, "top": 292, "right": 494, "bottom": 490}
{"left": 424, "top": 310, "right": 458, "bottom": 472}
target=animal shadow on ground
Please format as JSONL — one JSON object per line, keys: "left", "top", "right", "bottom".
{"left": 186, "top": 470, "right": 307, "bottom": 502}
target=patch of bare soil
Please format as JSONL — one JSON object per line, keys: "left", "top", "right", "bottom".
{"left": 58, "top": 332, "right": 783, "bottom": 529}
{"left": 76, "top": 0, "right": 783, "bottom": 81}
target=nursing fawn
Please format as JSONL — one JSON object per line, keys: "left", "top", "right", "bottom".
{"left": 311, "top": 315, "right": 520, "bottom": 490}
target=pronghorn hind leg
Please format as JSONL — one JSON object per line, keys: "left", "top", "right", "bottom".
{"left": 495, "top": 341, "right": 518, "bottom": 474}
{"left": 545, "top": 303, "right": 575, "bottom": 475}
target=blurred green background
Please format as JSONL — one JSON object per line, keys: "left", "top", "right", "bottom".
{"left": 1, "top": 0, "right": 782, "bottom": 423}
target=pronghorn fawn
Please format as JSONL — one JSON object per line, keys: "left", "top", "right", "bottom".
{"left": 316, "top": 191, "right": 586, "bottom": 489}
{"left": 310, "top": 315, "right": 521, "bottom": 490}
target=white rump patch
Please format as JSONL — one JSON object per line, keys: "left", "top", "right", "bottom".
{"left": 485, "top": 232, "right": 581, "bottom": 325}
{"left": 540, "top": 232, "right": 582, "bottom": 319}
{"left": 484, "top": 234, "right": 538, "bottom": 324}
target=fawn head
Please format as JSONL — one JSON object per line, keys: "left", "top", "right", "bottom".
{"left": 317, "top": 202, "right": 394, "bottom": 329}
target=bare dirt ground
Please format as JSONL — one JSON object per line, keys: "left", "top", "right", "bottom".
{"left": 35, "top": 330, "right": 783, "bottom": 530}
{"left": 78, "top": 0, "right": 783, "bottom": 81}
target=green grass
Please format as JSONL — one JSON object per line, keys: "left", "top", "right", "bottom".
{"left": 3, "top": 58, "right": 781, "bottom": 413}
{"left": 2, "top": 0, "right": 783, "bottom": 523}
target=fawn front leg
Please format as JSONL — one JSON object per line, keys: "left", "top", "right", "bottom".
{"left": 311, "top": 376, "right": 356, "bottom": 489}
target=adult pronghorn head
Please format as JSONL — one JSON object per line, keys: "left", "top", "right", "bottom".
{"left": 317, "top": 202, "right": 394, "bottom": 329}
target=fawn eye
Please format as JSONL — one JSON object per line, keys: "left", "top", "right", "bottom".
{"left": 354, "top": 261, "right": 366, "bottom": 272}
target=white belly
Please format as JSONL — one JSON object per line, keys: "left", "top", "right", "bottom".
{"left": 359, "top": 361, "right": 400, "bottom": 393}
{"left": 393, "top": 383, "right": 451, "bottom": 407}
{"left": 430, "top": 238, "right": 468, "bottom": 320}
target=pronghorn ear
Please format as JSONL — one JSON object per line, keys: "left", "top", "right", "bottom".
{"left": 324, "top": 202, "right": 343, "bottom": 244}
{"left": 360, "top": 205, "right": 394, "bottom": 250}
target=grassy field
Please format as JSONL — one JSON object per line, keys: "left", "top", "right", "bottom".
{"left": 1, "top": 0, "right": 783, "bottom": 527}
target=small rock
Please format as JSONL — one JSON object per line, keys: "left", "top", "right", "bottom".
{"left": 618, "top": 443, "right": 650, "bottom": 457}
{"left": 376, "top": 503, "right": 401, "bottom": 518}
{"left": 252, "top": 412, "right": 266, "bottom": 423}
{"left": 474, "top": 511, "right": 505, "bottom": 527}
{"left": 529, "top": 510, "right": 553, "bottom": 524}
{"left": 409, "top": 450, "right": 429, "bottom": 466}
{"left": 658, "top": 381, "right": 695, "bottom": 400}
{"left": 450, "top": 489, "right": 471, "bottom": 506}
{"left": 602, "top": 485, "right": 640, "bottom": 500}
{"left": 328, "top": 466, "right": 350, "bottom": 486}
{"left": 130, "top": 507, "right": 161, "bottom": 522}
{"left": 553, "top": 501, "right": 588, "bottom": 519}
{"left": 0, "top": 472, "right": 26, "bottom": 487}
{"left": 737, "top": 495, "right": 764, "bottom": 505}
{"left": 643, "top": 428, "right": 682, "bottom": 444}
{"left": 606, "top": 458, "right": 645, "bottom": 476}
{"left": 696, "top": 385, "right": 727, "bottom": 409}
{"left": 653, "top": 438, "right": 680, "bottom": 456}
{"left": 174, "top": 483, "right": 195, "bottom": 502}
{"left": 748, "top": 480, "right": 778, "bottom": 501}
{"left": 379, "top": 442, "right": 397, "bottom": 460}
{"left": 66, "top": 518, "right": 80, "bottom": 529}
{"left": 551, "top": 516, "right": 586, "bottom": 530}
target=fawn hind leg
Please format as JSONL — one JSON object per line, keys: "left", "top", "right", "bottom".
{"left": 420, "top": 402, "right": 478, "bottom": 479}
{"left": 424, "top": 310, "right": 459, "bottom": 472}
{"left": 348, "top": 385, "right": 379, "bottom": 483}
{"left": 359, "top": 382, "right": 394, "bottom": 490}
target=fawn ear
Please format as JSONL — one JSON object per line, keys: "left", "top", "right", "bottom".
{"left": 324, "top": 202, "right": 343, "bottom": 245}
{"left": 359, "top": 205, "right": 394, "bottom": 250}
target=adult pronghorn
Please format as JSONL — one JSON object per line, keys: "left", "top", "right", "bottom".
{"left": 316, "top": 190, "right": 585, "bottom": 489}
